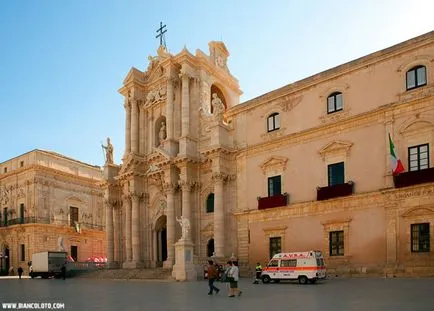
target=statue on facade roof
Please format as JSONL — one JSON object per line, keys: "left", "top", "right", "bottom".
{"left": 101, "top": 137, "right": 114, "bottom": 165}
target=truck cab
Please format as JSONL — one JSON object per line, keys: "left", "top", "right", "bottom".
{"left": 261, "top": 250, "right": 326, "bottom": 284}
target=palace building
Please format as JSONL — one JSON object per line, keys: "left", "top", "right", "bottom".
{"left": 106, "top": 30, "right": 433, "bottom": 275}
{"left": 0, "top": 150, "right": 105, "bottom": 273}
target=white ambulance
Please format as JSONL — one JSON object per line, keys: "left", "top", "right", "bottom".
{"left": 261, "top": 250, "right": 326, "bottom": 284}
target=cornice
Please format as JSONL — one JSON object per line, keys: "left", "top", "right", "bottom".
{"left": 228, "top": 31, "right": 434, "bottom": 117}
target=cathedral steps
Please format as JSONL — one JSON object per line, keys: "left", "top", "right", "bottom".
{"left": 73, "top": 268, "right": 173, "bottom": 280}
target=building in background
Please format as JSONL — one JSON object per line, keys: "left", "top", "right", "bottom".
{"left": 0, "top": 150, "right": 105, "bottom": 274}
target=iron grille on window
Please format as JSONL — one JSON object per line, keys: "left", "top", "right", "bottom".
{"left": 329, "top": 230, "right": 344, "bottom": 256}
{"left": 411, "top": 223, "right": 430, "bottom": 252}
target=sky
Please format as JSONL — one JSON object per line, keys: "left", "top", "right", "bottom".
{"left": 0, "top": 0, "right": 433, "bottom": 167}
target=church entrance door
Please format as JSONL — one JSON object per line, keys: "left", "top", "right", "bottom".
{"left": 154, "top": 215, "right": 167, "bottom": 267}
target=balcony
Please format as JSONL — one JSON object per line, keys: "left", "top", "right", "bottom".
{"left": 257, "top": 193, "right": 289, "bottom": 210}
{"left": 0, "top": 217, "right": 104, "bottom": 230}
{"left": 317, "top": 181, "right": 354, "bottom": 201}
{"left": 393, "top": 167, "right": 434, "bottom": 188}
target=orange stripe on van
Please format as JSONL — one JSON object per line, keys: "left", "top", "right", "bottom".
{"left": 264, "top": 266, "right": 325, "bottom": 271}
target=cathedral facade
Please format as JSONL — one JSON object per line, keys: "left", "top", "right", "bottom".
{"left": 106, "top": 31, "right": 434, "bottom": 276}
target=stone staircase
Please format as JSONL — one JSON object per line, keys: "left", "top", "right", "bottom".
{"left": 74, "top": 268, "right": 173, "bottom": 280}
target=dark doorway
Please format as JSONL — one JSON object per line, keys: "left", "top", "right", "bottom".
{"left": 161, "top": 228, "right": 167, "bottom": 261}
{"left": 5, "top": 247, "right": 10, "bottom": 272}
{"left": 207, "top": 239, "right": 215, "bottom": 257}
{"left": 70, "top": 246, "right": 78, "bottom": 262}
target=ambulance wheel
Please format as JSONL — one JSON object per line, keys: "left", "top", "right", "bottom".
{"left": 298, "top": 276, "right": 308, "bottom": 285}
{"left": 262, "top": 275, "right": 271, "bottom": 284}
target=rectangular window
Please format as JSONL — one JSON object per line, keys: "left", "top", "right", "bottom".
{"left": 3, "top": 167, "right": 7, "bottom": 173}
{"left": 411, "top": 223, "right": 430, "bottom": 252}
{"left": 269, "top": 237, "right": 281, "bottom": 259}
{"left": 70, "top": 206, "right": 79, "bottom": 226}
{"left": 335, "top": 93, "right": 343, "bottom": 110}
{"left": 329, "top": 231, "right": 344, "bottom": 256}
{"left": 328, "top": 162, "right": 345, "bottom": 186}
{"left": 268, "top": 175, "right": 282, "bottom": 197}
{"left": 406, "top": 70, "right": 416, "bottom": 89}
{"left": 280, "top": 259, "right": 297, "bottom": 267}
{"left": 20, "top": 161, "right": 24, "bottom": 167}
{"left": 267, "top": 113, "right": 280, "bottom": 132}
{"left": 408, "top": 144, "right": 429, "bottom": 171}
{"left": 70, "top": 245, "right": 78, "bottom": 262}
{"left": 417, "top": 66, "right": 426, "bottom": 85}
{"left": 20, "top": 203, "right": 25, "bottom": 223}
{"left": 20, "top": 244, "right": 25, "bottom": 261}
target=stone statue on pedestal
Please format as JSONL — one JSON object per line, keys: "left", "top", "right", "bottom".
{"left": 101, "top": 137, "right": 114, "bottom": 164}
{"left": 176, "top": 215, "right": 191, "bottom": 240}
{"left": 211, "top": 93, "right": 225, "bottom": 122}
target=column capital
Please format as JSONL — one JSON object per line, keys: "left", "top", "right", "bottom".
{"left": 212, "top": 172, "right": 228, "bottom": 183}
{"left": 124, "top": 99, "right": 131, "bottom": 109}
{"left": 130, "top": 191, "right": 144, "bottom": 202}
{"left": 178, "top": 180, "right": 194, "bottom": 192}
{"left": 163, "top": 182, "right": 178, "bottom": 195}
{"left": 122, "top": 193, "right": 131, "bottom": 202}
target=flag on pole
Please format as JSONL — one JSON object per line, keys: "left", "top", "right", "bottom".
{"left": 389, "top": 133, "right": 404, "bottom": 175}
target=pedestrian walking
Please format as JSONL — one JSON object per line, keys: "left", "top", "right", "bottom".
{"left": 253, "top": 262, "right": 262, "bottom": 284}
{"left": 17, "top": 267, "right": 23, "bottom": 279}
{"left": 207, "top": 260, "right": 220, "bottom": 295}
{"left": 228, "top": 261, "right": 242, "bottom": 297}
{"left": 61, "top": 264, "right": 66, "bottom": 280}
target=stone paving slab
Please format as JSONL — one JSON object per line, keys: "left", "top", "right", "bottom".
{"left": 1, "top": 277, "right": 434, "bottom": 311}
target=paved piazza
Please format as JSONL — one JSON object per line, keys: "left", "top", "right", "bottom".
{"left": 1, "top": 277, "right": 434, "bottom": 311}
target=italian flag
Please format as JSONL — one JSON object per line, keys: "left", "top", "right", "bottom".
{"left": 389, "top": 133, "right": 404, "bottom": 175}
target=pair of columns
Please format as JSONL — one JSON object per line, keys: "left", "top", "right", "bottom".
{"left": 123, "top": 74, "right": 190, "bottom": 156}
{"left": 105, "top": 194, "right": 142, "bottom": 264}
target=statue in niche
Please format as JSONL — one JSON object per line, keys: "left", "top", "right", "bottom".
{"left": 101, "top": 137, "right": 114, "bottom": 164}
{"left": 159, "top": 121, "right": 167, "bottom": 145}
{"left": 211, "top": 93, "right": 225, "bottom": 122}
{"left": 176, "top": 215, "right": 191, "bottom": 240}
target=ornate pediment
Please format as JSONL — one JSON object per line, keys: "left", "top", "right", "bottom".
{"left": 201, "top": 221, "right": 214, "bottom": 233}
{"left": 148, "top": 147, "right": 172, "bottom": 165}
{"left": 402, "top": 206, "right": 434, "bottom": 218}
{"left": 260, "top": 156, "right": 288, "bottom": 174}
{"left": 319, "top": 141, "right": 353, "bottom": 160}
{"left": 399, "top": 115, "right": 434, "bottom": 135}
{"left": 0, "top": 185, "right": 10, "bottom": 206}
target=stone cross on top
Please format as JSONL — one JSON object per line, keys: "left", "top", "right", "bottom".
{"left": 155, "top": 21, "right": 167, "bottom": 47}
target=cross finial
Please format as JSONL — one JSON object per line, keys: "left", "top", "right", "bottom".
{"left": 156, "top": 21, "right": 167, "bottom": 47}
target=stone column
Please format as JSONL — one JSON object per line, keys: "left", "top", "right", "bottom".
{"left": 166, "top": 79, "right": 174, "bottom": 140}
{"left": 105, "top": 199, "right": 114, "bottom": 263}
{"left": 180, "top": 181, "right": 192, "bottom": 225}
{"left": 213, "top": 173, "right": 226, "bottom": 257}
{"left": 124, "top": 99, "right": 131, "bottom": 156}
{"left": 113, "top": 206, "right": 120, "bottom": 263}
{"left": 180, "top": 73, "right": 190, "bottom": 137}
{"left": 164, "top": 183, "right": 176, "bottom": 268}
{"left": 131, "top": 99, "right": 139, "bottom": 153}
{"left": 131, "top": 192, "right": 141, "bottom": 263}
{"left": 124, "top": 194, "right": 132, "bottom": 262}
{"left": 139, "top": 104, "right": 146, "bottom": 154}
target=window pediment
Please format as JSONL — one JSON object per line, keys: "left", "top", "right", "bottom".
{"left": 260, "top": 156, "right": 288, "bottom": 174}
{"left": 399, "top": 115, "right": 434, "bottom": 135}
{"left": 319, "top": 141, "right": 353, "bottom": 160}
{"left": 402, "top": 206, "right": 434, "bottom": 218}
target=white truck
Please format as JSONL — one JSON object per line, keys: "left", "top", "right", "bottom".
{"left": 30, "top": 251, "right": 67, "bottom": 278}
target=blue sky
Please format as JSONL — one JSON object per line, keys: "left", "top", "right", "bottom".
{"left": 1, "top": 0, "right": 433, "bottom": 166}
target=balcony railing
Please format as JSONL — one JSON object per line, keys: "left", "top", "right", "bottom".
{"left": 257, "top": 193, "right": 289, "bottom": 210}
{"left": 317, "top": 181, "right": 354, "bottom": 201}
{"left": 0, "top": 217, "right": 104, "bottom": 230}
{"left": 393, "top": 167, "right": 434, "bottom": 188}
